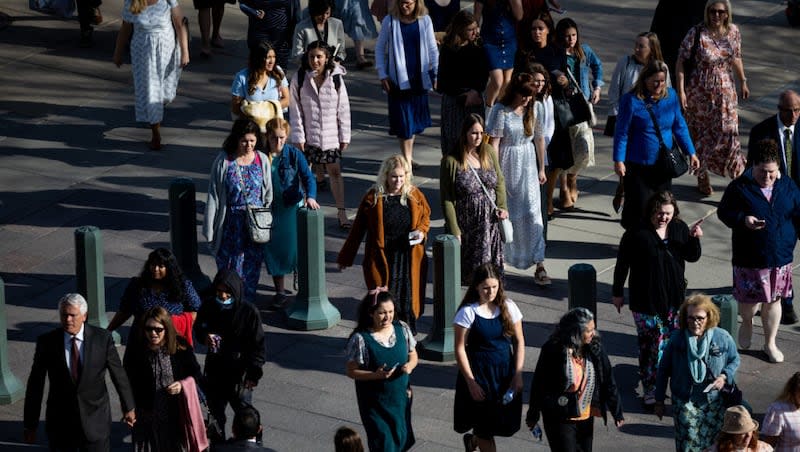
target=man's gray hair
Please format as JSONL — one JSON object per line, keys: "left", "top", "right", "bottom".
{"left": 58, "top": 293, "right": 88, "bottom": 315}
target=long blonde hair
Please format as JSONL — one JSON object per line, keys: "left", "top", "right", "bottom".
{"left": 372, "top": 155, "right": 413, "bottom": 206}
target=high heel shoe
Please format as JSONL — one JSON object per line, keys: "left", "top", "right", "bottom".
{"left": 337, "top": 208, "right": 351, "bottom": 230}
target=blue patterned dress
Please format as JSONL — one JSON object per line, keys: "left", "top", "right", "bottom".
{"left": 216, "top": 157, "right": 266, "bottom": 301}
{"left": 487, "top": 103, "right": 545, "bottom": 269}
{"left": 122, "top": 0, "right": 182, "bottom": 125}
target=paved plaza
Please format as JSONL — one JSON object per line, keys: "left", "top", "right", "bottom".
{"left": 1, "top": 0, "right": 799, "bottom": 450}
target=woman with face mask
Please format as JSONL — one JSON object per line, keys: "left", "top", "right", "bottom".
{"left": 194, "top": 269, "right": 267, "bottom": 443}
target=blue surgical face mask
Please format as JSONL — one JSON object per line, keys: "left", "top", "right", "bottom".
{"left": 216, "top": 296, "right": 234, "bottom": 308}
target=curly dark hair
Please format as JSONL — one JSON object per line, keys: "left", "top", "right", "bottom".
{"left": 351, "top": 291, "right": 396, "bottom": 337}
{"left": 138, "top": 248, "right": 186, "bottom": 303}
{"left": 644, "top": 190, "right": 681, "bottom": 223}
{"left": 551, "top": 307, "right": 597, "bottom": 358}
{"left": 223, "top": 119, "right": 264, "bottom": 157}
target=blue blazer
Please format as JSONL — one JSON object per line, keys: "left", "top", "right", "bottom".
{"left": 613, "top": 87, "right": 695, "bottom": 164}
{"left": 718, "top": 167, "right": 800, "bottom": 268}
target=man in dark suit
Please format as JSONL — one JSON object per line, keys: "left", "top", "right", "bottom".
{"left": 747, "top": 90, "right": 800, "bottom": 325}
{"left": 24, "top": 293, "right": 136, "bottom": 451}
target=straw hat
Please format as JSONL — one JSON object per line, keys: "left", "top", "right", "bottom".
{"left": 721, "top": 405, "right": 759, "bottom": 434}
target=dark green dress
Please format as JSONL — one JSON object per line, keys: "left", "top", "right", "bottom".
{"left": 354, "top": 323, "right": 415, "bottom": 452}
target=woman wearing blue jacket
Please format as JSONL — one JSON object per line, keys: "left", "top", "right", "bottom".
{"left": 613, "top": 60, "right": 699, "bottom": 230}
{"left": 655, "top": 294, "right": 740, "bottom": 451}
{"left": 718, "top": 139, "right": 800, "bottom": 363}
{"left": 263, "top": 117, "right": 318, "bottom": 308}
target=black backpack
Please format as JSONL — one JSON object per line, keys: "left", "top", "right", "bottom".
{"left": 295, "top": 68, "right": 342, "bottom": 92}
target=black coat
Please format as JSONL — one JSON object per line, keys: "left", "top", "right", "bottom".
{"left": 526, "top": 339, "right": 624, "bottom": 427}
{"left": 747, "top": 114, "right": 800, "bottom": 185}
{"left": 123, "top": 336, "right": 204, "bottom": 413}
{"left": 24, "top": 324, "right": 135, "bottom": 445}
{"left": 195, "top": 269, "right": 266, "bottom": 384}
{"left": 613, "top": 219, "right": 701, "bottom": 316}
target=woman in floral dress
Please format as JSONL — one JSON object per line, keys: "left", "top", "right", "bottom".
{"left": 487, "top": 72, "right": 550, "bottom": 285}
{"left": 676, "top": 0, "right": 749, "bottom": 196}
{"left": 440, "top": 114, "right": 508, "bottom": 284}
{"left": 204, "top": 120, "right": 273, "bottom": 302}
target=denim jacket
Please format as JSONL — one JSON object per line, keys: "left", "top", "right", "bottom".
{"left": 565, "top": 44, "right": 603, "bottom": 100}
{"left": 274, "top": 144, "right": 316, "bottom": 207}
{"left": 655, "top": 327, "right": 740, "bottom": 404}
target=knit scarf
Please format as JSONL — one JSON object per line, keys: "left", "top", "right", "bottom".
{"left": 685, "top": 329, "right": 711, "bottom": 384}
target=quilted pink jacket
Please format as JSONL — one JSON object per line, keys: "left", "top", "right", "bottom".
{"left": 289, "top": 63, "right": 351, "bottom": 150}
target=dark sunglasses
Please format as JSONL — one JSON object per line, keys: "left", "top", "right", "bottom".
{"left": 145, "top": 326, "right": 165, "bottom": 333}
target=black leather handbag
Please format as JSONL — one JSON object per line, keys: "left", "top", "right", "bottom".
{"left": 645, "top": 103, "right": 689, "bottom": 179}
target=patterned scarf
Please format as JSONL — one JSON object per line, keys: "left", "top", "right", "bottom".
{"left": 685, "top": 329, "right": 711, "bottom": 384}
{"left": 565, "top": 349, "right": 596, "bottom": 414}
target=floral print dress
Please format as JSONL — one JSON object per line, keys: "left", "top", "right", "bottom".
{"left": 679, "top": 24, "right": 744, "bottom": 179}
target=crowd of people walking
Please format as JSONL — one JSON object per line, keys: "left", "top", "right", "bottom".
{"left": 20, "top": 0, "right": 800, "bottom": 450}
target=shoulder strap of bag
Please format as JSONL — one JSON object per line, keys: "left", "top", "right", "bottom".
{"left": 565, "top": 67, "right": 586, "bottom": 99}
{"left": 619, "top": 56, "right": 631, "bottom": 100}
{"left": 469, "top": 164, "right": 499, "bottom": 210}
{"left": 644, "top": 102, "right": 667, "bottom": 149}
{"left": 689, "top": 25, "right": 701, "bottom": 66}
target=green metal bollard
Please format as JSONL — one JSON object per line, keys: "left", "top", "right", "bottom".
{"left": 0, "top": 277, "right": 24, "bottom": 405}
{"left": 169, "top": 178, "right": 211, "bottom": 292}
{"left": 712, "top": 294, "right": 739, "bottom": 346}
{"left": 286, "top": 208, "right": 341, "bottom": 330}
{"left": 418, "top": 234, "right": 460, "bottom": 362}
{"left": 75, "top": 226, "right": 118, "bottom": 343}
{"left": 568, "top": 263, "right": 597, "bottom": 324}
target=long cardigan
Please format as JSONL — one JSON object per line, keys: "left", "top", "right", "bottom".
{"left": 337, "top": 186, "right": 431, "bottom": 318}
{"left": 288, "top": 63, "right": 351, "bottom": 150}
{"left": 440, "top": 142, "right": 507, "bottom": 237}
{"left": 203, "top": 150, "right": 273, "bottom": 255}
{"left": 613, "top": 219, "right": 701, "bottom": 316}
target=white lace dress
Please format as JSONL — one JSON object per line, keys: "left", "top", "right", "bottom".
{"left": 487, "top": 102, "right": 545, "bottom": 269}
{"left": 123, "top": 0, "right": 182, "bottom": 124}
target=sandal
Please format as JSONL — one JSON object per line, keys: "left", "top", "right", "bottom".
{"left": 337, "top": 208, "right": 351, "bottom": 230}
{"left": 534, "top": 266, "right": 551, "bottom": 286}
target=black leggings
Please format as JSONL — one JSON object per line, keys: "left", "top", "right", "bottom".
{"left": 542, "top": 415, "right": 594, "bottom": 452}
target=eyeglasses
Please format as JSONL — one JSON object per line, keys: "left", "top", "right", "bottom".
{"left": 779, "top": 107, "right": 800, "bottom": 114}
{"left": 532, "top": 79, "right": 546, "bottom": 84}
{"left": 686, "top": 315, "right": 707, "bottom": 323}
{"left": 709, "top": 9, "right": 728, "bottom": 15}
{"left": 145, "top": 326, "right": 165, "bottom": 333}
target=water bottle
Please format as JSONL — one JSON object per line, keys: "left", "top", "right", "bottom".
{"left": 502, "top": 388, "right": 515, "bottom": 405}
{"left": 531, "top": 424, "right": 543, "bottom": 441}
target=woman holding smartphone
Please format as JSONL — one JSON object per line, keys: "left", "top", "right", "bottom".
{"left": 718, "top": 139, "right": 800, "bottom": 364}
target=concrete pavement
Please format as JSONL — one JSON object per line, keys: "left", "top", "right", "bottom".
{"left": 1, "top": 0, "right": 799, "bottom": 450}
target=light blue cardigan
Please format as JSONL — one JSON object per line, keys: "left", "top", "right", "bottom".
{"left": 375, "top": 14, "right": 439, "bottom": 91}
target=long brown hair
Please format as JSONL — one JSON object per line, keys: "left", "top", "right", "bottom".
{"left": 637, "top": 31, "right": 664, "bottom": 64}
{"left": 247, "top": 42, "right": 284, "bottom": 96}
{"left": 460, "top": 264, "right": 514, "bottom": 337}
{"left": 139, "top": 306, "right": 185, "bottom": 354}
{"left": 455, "top": 114, "right": 491, "bottom": 170}
{"left": 443, "top": 10, "right": 478, "bottom": 49}
{"left": 776, "top": 372, "right": 800, "bottom": 408}
{"left": 497, "top": 72, "right": 537, "bottom": 137}
{"left": 556, "top": 18, "right": 585, "bottom": 61}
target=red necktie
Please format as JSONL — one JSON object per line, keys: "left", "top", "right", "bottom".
{"left": 70, "top": 336, "right": 81, "bottom": 383}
